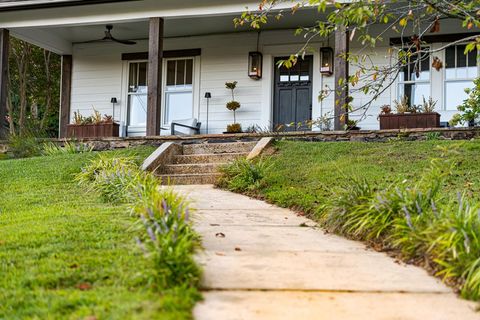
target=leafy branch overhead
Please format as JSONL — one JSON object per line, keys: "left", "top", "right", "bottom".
{"left": 235, "top": 0, "right": 480, "bottom": 121}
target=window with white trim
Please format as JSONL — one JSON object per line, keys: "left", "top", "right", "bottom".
{"left": 397, "top": 48, "right": 431, "bottom": 107}
{"left": 444, "top": 44, "right": 478, "bottom": 110}
{"left": 127, "top": 61, "right": 148, "bottom": 128}
{"left": 164, "top": 58, "right": 194, "bottom": 124}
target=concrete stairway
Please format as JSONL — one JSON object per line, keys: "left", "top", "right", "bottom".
{"left": 156, "top": 141, "right": 257, "bottom": 185}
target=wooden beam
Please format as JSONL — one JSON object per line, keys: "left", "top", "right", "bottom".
{"left": 122, "top": 48, "right": 201, "bottom": 61}
{"left": 0, "top": 29, "right": 9, "bottom": 140}
{"left": 59, "top": 55, "right": 72, "bottom": 138}
{"left": 146, "top": 17, "right": 164, "bottom": 137}
{"left": 334, "top": 26, "right": 350, "bottom": 131}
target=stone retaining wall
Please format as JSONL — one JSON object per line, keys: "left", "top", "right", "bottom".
{"left": 1, "top": 127, "right": 479, "bottom": 154}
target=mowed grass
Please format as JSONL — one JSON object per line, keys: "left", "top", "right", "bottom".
{"left": 0, "top": 147, "right": 193, "bottom": 319}
{"left": 261, "top": 140, "right": 480, "bottom": 214}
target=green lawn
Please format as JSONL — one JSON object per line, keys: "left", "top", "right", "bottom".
{"left": 260, "top": 140, "right": 480, "bottom": 215}
{"left": 0, "top": 147, "right": 196, "bottom": 319}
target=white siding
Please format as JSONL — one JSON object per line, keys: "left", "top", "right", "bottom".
{"left": 70, "top": 19, "right": 478, "bottom": 135}
{"left": 71, "top": 30, "right": 328, "bottom": 135}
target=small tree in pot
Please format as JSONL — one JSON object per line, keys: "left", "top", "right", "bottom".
{"left": 225, "top": 81, "right": 242, "bottom": 133}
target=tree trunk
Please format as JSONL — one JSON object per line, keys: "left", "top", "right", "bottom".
{"left": 12, "top": 42, "right": 31, "bottom": 135}
{"left": 6, "top": 70, "right": 14, "bottom": 135}
{"left": 41, "top": 50, "right": 52, "bottom": 130}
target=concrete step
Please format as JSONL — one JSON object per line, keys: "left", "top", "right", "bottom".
{"left": 158, "top": 173, "right": 221, "bottom": 185}
{"left": 173, "top": 152, "right": 248, "bottom": 164}
{"left": 182, "top": 141, "right": 257, "bottom": 155}
{"left": 163, "top": 163, "right": 225, "bottom": 175}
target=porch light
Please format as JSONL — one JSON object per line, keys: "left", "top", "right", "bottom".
{"left": 248, "top": 51, "right": 263, "bottom": 80}
{"left": 205, "top": 92, "right": 211, "bottom": 134}
{"left": 111, "top": 97, "right": 118, "bottom": 119}
{"left": 320, "top": 47, "right": 334, "bottom": 76}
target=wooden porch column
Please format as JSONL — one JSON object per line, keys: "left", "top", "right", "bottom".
{"left": 334, "top": 26, "right": 350, "bottom": 131}
{"left": 59, "top": 55, "right": 73, "bottom": 138}
{"left": 147, "top": 17, "right": 164, "bottom": 136}
{"left": 0, "top": 29, "right": 9, "bottom": 140}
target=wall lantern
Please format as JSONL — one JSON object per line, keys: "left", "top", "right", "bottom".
{"left": 248, "top": 51, "right": 263, "bottom": 80}
{"left": 320, "top": 47, "right": 334, "bottom": 76}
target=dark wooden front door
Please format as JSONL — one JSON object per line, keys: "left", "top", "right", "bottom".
{"left": 273, "top": 56, "right": 313, "bottom": 131}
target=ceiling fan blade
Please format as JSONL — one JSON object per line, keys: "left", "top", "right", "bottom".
{"left": 78, "top": 25, "right": 136, "bottom": 45}
{"left": 111, "top": 37, "right": 137, "bottom": 45}
{"left": 77, "top": 39, "right": 105, "bottom": 44}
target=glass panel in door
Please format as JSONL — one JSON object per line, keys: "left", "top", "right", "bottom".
{"left": 127, "top": 62, "right": 148, "bottom": 135}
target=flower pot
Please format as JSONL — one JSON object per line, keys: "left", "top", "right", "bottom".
{"left": 67, "top": 123, "right": 120, "bottom": 139}
{"left": 379, "top": 113, "right": 441, "bottom": 130}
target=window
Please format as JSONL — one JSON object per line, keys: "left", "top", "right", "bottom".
{"left": 127, "top": 62, "right": 148, "bottom": 128}
{"left": 278, "top": 59, "right": 311, "bottom": 83}
{"left": 398, "top": 48, "right": 431, "bottom": 106}
{"left": 444, "top": 44, "right": 478, "bottom": 110}
{"left": 164, "top": 58, "right": 194, "bottom": 124}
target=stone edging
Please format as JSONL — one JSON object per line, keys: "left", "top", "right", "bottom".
{"left": 1, "top": 127, "right": 480, "bottom": 154}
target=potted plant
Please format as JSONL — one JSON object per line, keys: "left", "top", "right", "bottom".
{"left": 379, "top": 96, "right": 440, "bottom": 129}
{"left": 346, "top": 119, "right": 360, "bottom": 130}
{"left": 450, "top": 78, "right": 480, "bottom": 127}
{"left": 67, "top": 109, "right": 120, "bottom": 138}
{"left": 225, "top": 81, "right": 242, "bottom": 133}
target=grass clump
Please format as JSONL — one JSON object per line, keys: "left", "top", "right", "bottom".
{"left": 43, "top": 140, "right": 93, "bottom": 156}
{"left": 76, "top": 153, "right": 202, "bottom": 317}
{"left": 76, "top": 154, "right": 141, "bottom": 203}
{"left": 317, "top": 145, "right": 480, "bottom": 300}
{"left": 7, "top": 134, "right": 42, "bottom": 158}
{"left": 217, "top": 157, "right": 270, "bottom": 193}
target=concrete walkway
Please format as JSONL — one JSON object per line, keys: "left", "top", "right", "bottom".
{"left": 174, "top": 185, "right": 479, "bottom": 320}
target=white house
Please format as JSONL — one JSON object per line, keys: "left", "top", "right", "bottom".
{"left": 0, "top": 0, "right": 478, "bottom": 137}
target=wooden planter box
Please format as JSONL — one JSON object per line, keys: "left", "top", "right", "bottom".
{"left": 379, "top": 113, "right": 441, "bottom": 130}
{"left": 67, "top": 123, "right": 120, "bottom": 139}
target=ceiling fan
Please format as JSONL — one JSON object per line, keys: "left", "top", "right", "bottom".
{"left": 81, "top": 25, "right": 136, "bottom": 45}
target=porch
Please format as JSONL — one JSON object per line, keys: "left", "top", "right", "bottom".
{"left": 0, "top": 2, "right": 478, "bottom": 139}
{"left": 0, "top": 5, "right": 353, "bottom": 139}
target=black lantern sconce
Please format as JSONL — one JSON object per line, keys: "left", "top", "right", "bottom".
{"left": 320, "top": 47, "right": 334, "bottom": 76}
{"left": 248, "top": 51, "right": 263, "bottom": 80}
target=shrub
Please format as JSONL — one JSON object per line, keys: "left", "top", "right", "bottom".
{"left": 226, "top": 123, "right": 242, "bottom": 133}
{"left": 42, "top": 140, "right": 93, "bottom": 156}
{"left": 8, "top": 134, "right": 42, "bottom": 158}
{"left": 425, "top": 132, "right": 441, "bottom": 141}
{"left": 77, "top": 153, "right": 202, "bottom": 303}
{"left": 135, "top": 194, "right": 201, "bottom": 289}
{"left": 450, "top": 77, "right": 480, "bottom": 126}
{"left": 217, "top": 157, "right": 270, "bottom": 192}
{"left": 75, "top": 155, "right": 141, "bottom": 203}
{"left": 420, "top": 96, "right": 437, "bottom": 113}
{"left": 323, "top": 148, "right": 454, "bottom": 241}
{"left": 320, "top": 145, "right": 480, "bottom": 300}
{"left": 424, "top": 196, "right": 480, "bottom": 300}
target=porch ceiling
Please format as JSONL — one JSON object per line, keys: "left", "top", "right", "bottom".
{"left": 10, "top": 8, "right": 322, "bottom": 54}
